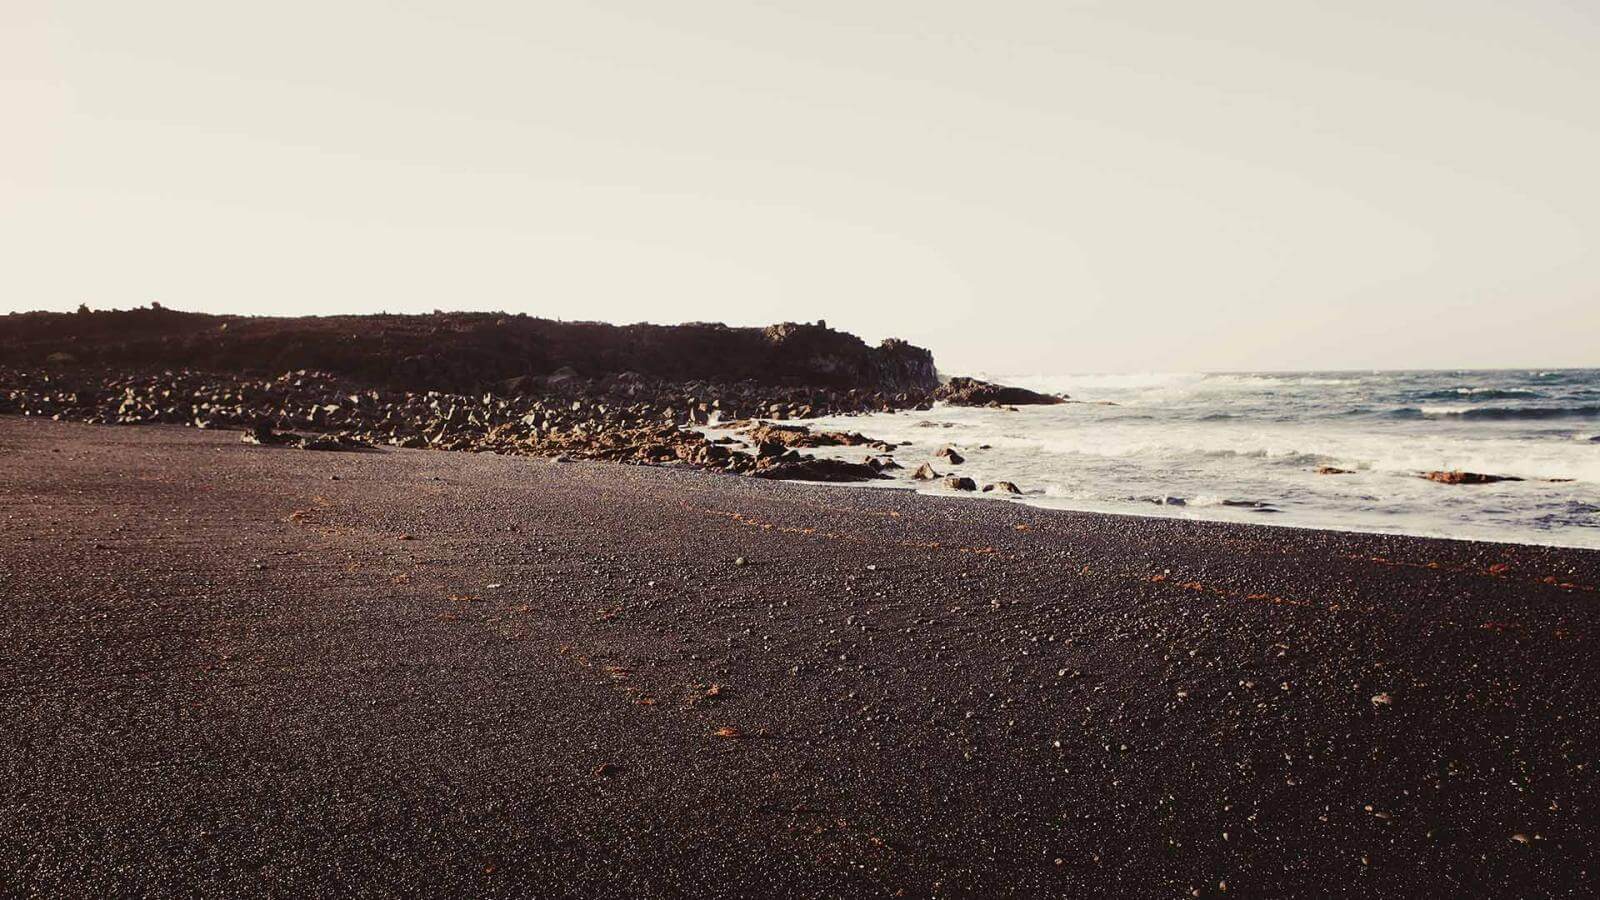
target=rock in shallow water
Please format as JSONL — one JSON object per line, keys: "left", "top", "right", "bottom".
{"left": 1423, "top": 470, "right": 1523, "bottom": 485}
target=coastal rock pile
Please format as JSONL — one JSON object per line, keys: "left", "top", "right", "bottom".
{"left": 0, "top": 367, "right": 905, "bottom": 481}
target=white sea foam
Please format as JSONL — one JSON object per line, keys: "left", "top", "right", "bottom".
{"left": 802, "top": 369, "right": 1600, "bottom": 548}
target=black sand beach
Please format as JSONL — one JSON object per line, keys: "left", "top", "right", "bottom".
{"left": 2, "top": 417, "right": 1596, "bottom": 897}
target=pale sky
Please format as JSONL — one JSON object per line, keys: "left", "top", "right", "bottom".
{"left": 5, "top": 1, "right": 1598, "bottom": 374}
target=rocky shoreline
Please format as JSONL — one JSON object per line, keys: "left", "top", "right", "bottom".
{"left": 0, "top": 363, "right": 1062, "bottom": 484}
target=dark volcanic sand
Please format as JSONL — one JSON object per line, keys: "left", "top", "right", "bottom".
{"left": 2, "top": 418, "right": 1596, "bottom": 898}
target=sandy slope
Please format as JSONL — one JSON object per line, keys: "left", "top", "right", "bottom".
{"left": 1, "top": 418, "right": 1595, "bottom": 897}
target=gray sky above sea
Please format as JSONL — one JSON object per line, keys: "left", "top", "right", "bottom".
{"left": 6, "top": 1, "right": 1598, "bottom": 374}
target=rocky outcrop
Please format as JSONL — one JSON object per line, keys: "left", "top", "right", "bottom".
{"left": 933, "top": 377, "right": 1065, "bottom": 407}
{"left": 1, "top": 308, "right": 939, "bottom": 395}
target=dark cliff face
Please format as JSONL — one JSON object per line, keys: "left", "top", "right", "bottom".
{"left": 1, "top": 309, "right": 939, "bottom": 394}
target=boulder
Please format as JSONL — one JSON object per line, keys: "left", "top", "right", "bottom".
{"left": 982, "top": 481, "right": 1022, "bottom": 494}
{"left": 936, "top": 446, "right": 965, "bottom": 464}
{"left": 911, "top": 462, "right": 940, "bottom": 481}
{"left": 942, "top": 475, "right": 977, "bottom": 491}
{"left": 735, "top": 421, "right": 894, "bottom": 452}
{"left": 933, "top": 377, "right": 1065, "bottom": 406}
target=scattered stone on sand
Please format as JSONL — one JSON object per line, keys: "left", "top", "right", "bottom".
{"left": 1423, "top": 470, "right": 1523, "bottom": 485}
{"left": 942, "top": 476, "right": 977, "bottom": 491}
{"left": 911, "top": 462, "right": 940, "bottom": 481}
{"left": 983, "top": 481, "right": 1022, "bottom": 494}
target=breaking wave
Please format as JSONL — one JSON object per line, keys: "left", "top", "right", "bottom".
{"left": 1396, "top": 404, "right": 1600, "bottom": 421}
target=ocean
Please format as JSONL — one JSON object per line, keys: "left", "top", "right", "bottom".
{"left": 802, "top": 369, "right": 1600, "bottom": 549}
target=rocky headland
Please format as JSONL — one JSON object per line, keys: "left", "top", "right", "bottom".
{"left": 1, "top": 307, "right": 1058, "bottom": 482}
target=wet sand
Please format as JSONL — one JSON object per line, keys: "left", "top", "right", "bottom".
{"left": 1, "top": 417, "right": 1595, "bottom": 897}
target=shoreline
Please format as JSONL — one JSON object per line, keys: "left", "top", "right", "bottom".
{"left": 14, "top": 404, "right": 1600, "bottom": 553}
{"left": 3, "top": 416, "right": 1596, "bottom": 896}
{"left": 784, "top": 474, "right": 1600, "bottom": 553}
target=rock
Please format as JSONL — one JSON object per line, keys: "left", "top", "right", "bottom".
{"left": 240, "top": 423, "right": 296, "bottom": 446}
{"left": 752, "top": 457, "right": 887, "bottom": 483}
{"left": 865, "top": 456, "right": 902, "bottom": 471}
{"left": 1422, "top": 470, "right": 1523, "bottom": 485}
{"left": 734, "top": 421, "right": 894, "bottom": 452}
{"left": 983, "top": 481, "right": 1022, "bottom": 494}
{"left": 544, "top": 365, "right": 581, "bottom": 385}
{"left": 933, "top": 377, "right": 1065, "bottom": 406}
{"left": 1316, "top": 466, "right": 1352, "bottom": 475}
{"left": 1371, "top": 692, "right": 1393, "bottom": 707}
{"left": 298, "top": 433, "right": 371, "bottom": 452}
{"left": 936, "top": 446, "right": 965, "bottom": 464}
{"left": 911, "top": 462, "right": 940, "bottom": 481}
{"left": 942, "top": 476, "right": 977, "bottom": 491}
